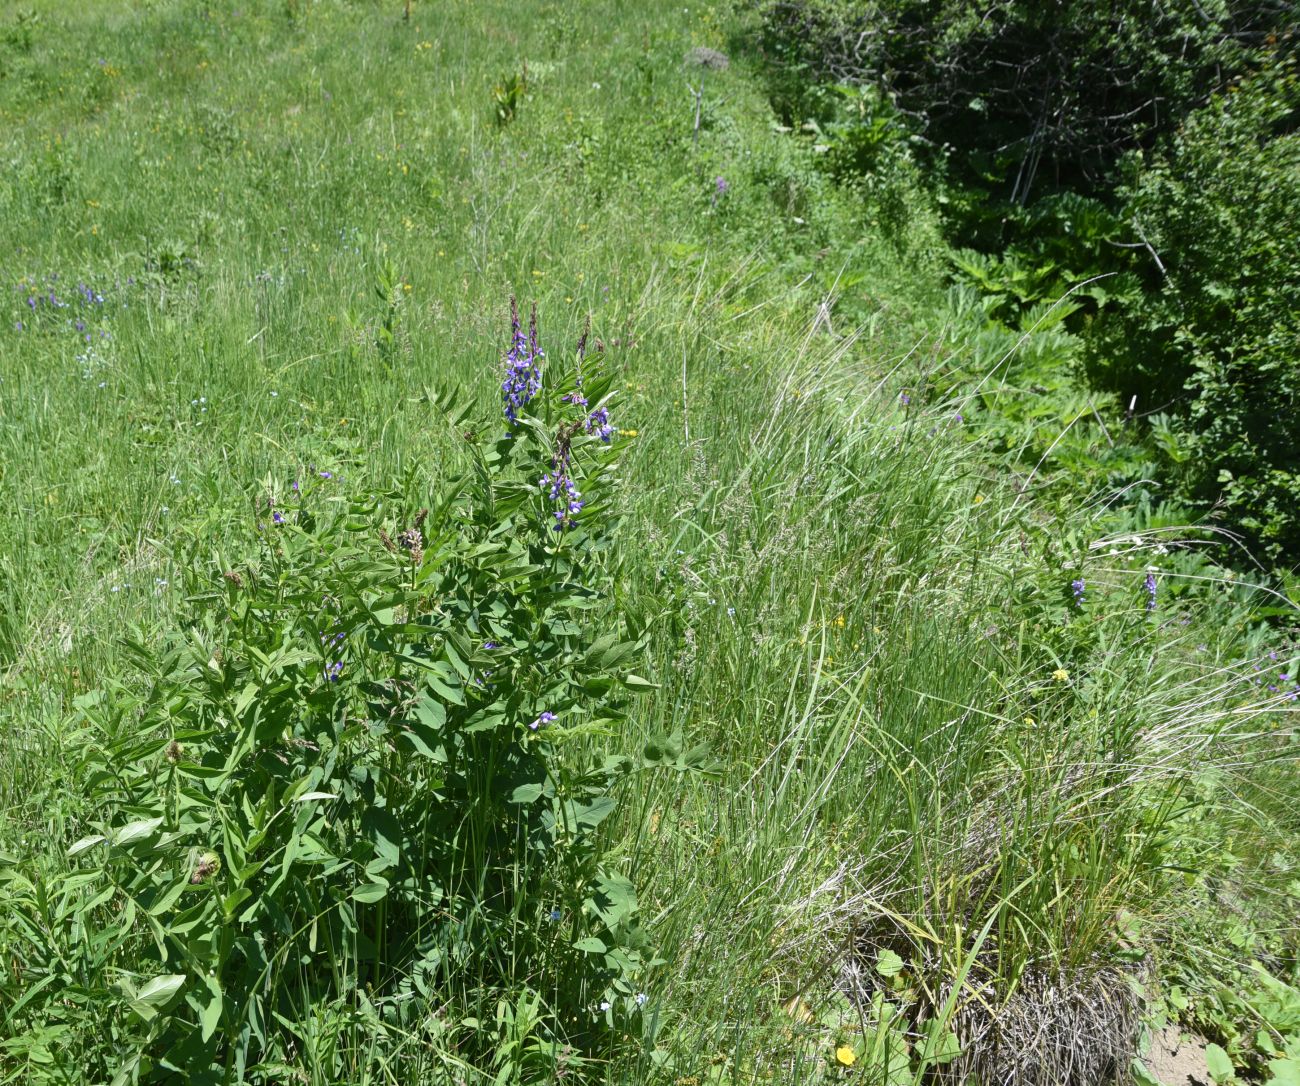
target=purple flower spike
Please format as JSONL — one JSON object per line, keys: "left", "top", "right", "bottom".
{"left": 502, "top": 297, "right": 544, "bottom": 426}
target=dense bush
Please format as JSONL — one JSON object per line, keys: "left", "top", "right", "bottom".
{"left": 749, "top": 0, "right": 1295, "bottom": 207}
{"left": 1091, "top": 64, "right": 1300, "bottom": 561}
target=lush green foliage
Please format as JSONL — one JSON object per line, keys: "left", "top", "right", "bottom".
{"left": 0, "top": 1, "right": 1296, "bottom": 1084}
{"left": 747, "top": 0, "right": 1300, "bottom": 572}
{"left": 1093, "top": 65, "right": 1300, "bottom": 561}
{"left": 750, "top": 0, "right": 1294, "bottom": 201}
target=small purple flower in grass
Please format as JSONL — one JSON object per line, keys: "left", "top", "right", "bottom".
{"left": 1071, "top": 579, "right": 1086, "bottom": 608}
{"left": 272, "top": 511, "right": 285, "bottom": 524}
{"left": 899, "top": 391, "right": 911, "bottom": 405}
{"left": 483, "top": 641, "right": 499, "bottom": 650}
{"left": 1144, "top": 571, "right": 1157, "bottom": 611}
{"left": 528, "top": 711, "right": 556, "bottom": 731}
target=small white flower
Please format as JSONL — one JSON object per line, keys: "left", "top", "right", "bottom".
{"left": 599, "top": 1000, "right": 611, "bottom": 1011}
{"left": 592, "top": 82, "right": 601, "bottom": 90}
{"left": 635, "top": 992, "right": 648, "bottom": 1006}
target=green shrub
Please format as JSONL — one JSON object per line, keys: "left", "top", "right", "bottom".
{"left": 1090, "top": 64, "right": 1300, "bottom": 561}
{"left": 747, "top": 0, "right": 1294, "bottom": 207}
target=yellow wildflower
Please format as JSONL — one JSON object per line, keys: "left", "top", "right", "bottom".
{"left": 835, "top": 1045, "right": 857, "bottom": 1067}
{"left": 1052, "top": 668, "right": 1069, "bottom": 682}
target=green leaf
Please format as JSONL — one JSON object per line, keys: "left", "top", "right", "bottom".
{"left": 921, "top": 1021, "right": 961, "bottom": 1065}
{"left": 362, "top": 807, "right": 401, "bottom": 870}
{"left": 1205, "top": 1043, "right": 1235, "bottom": 1083}
{"left": 573, "top": 937, "right": 607, "bottom": 953}
{"left": 1131, "top": 1059, "right": 1163, "bottom": 1086}
{"left": 876, "top": 949, "right": 905, "bottom": 978}
{"left": 199, "top": 975, "right": 223, "bottom": 1043}
{"left": 129, "top": 974, "right": 186, "bottom": 1021}
{"left": 1266, "top": 1056, "right": 1300, "bottom": 1086}
{"left": 622, "top": 674, "right": 659, "bottom": 691}
{"left": 113, "top": 818, "right": 163, "bottom": 847}
{"left": 574, "top": 796, "right": 616, "bottom": 828}
{"left": 146, "top": 876, "right": 188, "bottom": 917}
{"left": 510, "top": 782, "right": 544, "bottom": 804}
{"left": 352, "top": 880, "right": 390, "bottom": 903}
{"left": 67, "top": 835, "right": 107, "bottom": 857}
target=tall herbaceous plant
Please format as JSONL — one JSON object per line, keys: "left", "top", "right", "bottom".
{"left": 14, "top": 304, "right": 667, "bottom": 1082}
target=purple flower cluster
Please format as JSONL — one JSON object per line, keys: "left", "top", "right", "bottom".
{"left": 1144, "top": 571, "right": 1158, "bottom": 611}
{"left": 540, "top": 448, "right": 584, "bottom": 531}
{"left": 13, "top": 274, "right": 113, "bottom": 342}
{"left": 1071, "top": 578, "right": 1086, "bottom": 607}
{"left": 321, "top": 630, "right": 345, "bottom": 681}
{"left": 502, "top": 297, "right": 543, "bottom": 426}
{"left": 585, "top": 405, "right": 614, "bottom": 443}
{"left": 528, "top": 711, "right": 556, "bottom": 731}
{"left": 1252, "top": 660, "right": 1299, "bottom": 701}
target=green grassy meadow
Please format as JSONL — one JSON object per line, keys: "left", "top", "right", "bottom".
{"left": 1, "top": 2, "right": 1296, "bottom": 1084}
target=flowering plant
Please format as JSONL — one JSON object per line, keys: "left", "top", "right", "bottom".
{"left": 31, "top": 303, "right": 667, "bottom": 1081}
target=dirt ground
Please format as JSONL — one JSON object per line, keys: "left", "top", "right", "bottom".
{"left": 1143, "top": 1025, "right": 1214, "bottom": 1086}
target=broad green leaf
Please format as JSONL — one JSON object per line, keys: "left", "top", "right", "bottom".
{"left": 1267, "top": 1056, "right": 1300, "bottom": 1086}
{"left": 199, "top": 975, "right": 223, "bottom": 1043}
{"left": 352, "top": 880, "right": 389, "bottom": 903}
{"left": 129, "top": 974, "right": 185, "bottom": 1021}
{"left": 67, "top": 835, "right": 106, "bottom": 857}
{"left": 146, "top": 876, "right": 188, "bottom": 917}
{"left": 113, "top": 818, "right": 163, "bottom": 847}
{"left": 575, "top": 796, "right": 616, "bottom": 828}
{"left": 362, "top": 807, "right": 401, "bottom": 869}
{"left": 876, "top": 949, "right": 905, "bottom": 978}
{"left": 1205, "top": 1043, "right": 1234, "bottom": 1083}
{"left": 1130, "top": 1059, "right": 1163, "bottom": 1086}
{"left": 294, "top": 791, "right": 338, "bottom": 803}
{"left": 572, "top": 937, "right": 607, "bottom": 953}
